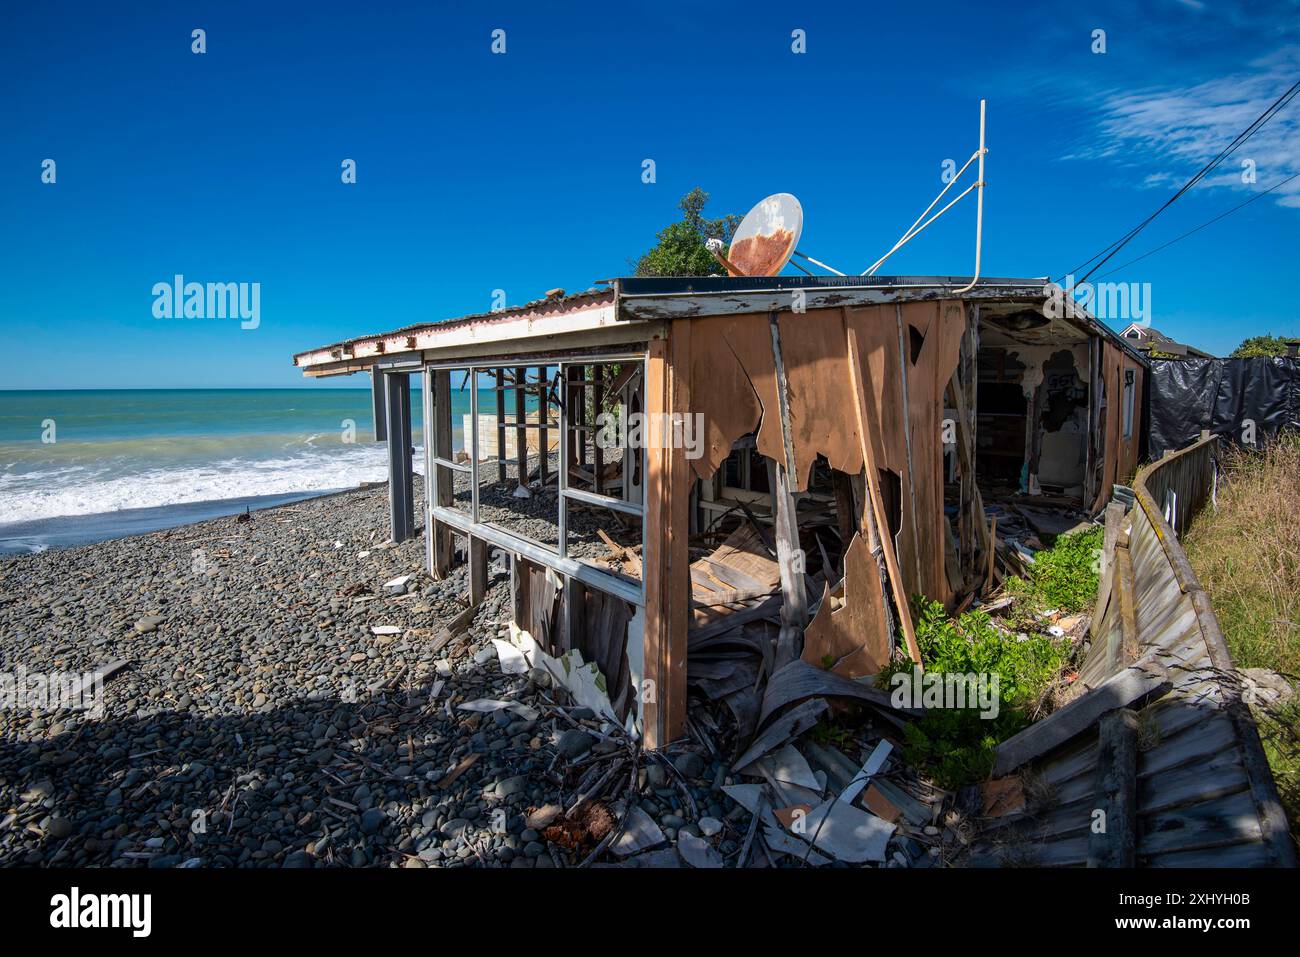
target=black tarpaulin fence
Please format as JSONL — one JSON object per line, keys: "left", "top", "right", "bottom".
{"left": 1147, "top": 356, "right": 1300, "bottom": 458}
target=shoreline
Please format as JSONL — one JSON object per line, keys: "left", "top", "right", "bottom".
{"left": 0, "top": 485, "right": 375, "bottom": 556}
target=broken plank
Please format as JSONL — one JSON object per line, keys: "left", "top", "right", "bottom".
{"left": 844, "top": 314, "right": 921, "bottom": 667}
{"left": 992, "top": 659, "right": 1170, "bottom": 777}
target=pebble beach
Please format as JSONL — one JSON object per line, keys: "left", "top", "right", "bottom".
{"left": 0, "top": 478, "right": 669, "bottom": 868}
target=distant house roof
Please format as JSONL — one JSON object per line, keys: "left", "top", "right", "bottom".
{"left": 1121, "top": 322, "right": 1172, "bottom": 342}
{"left": 1119, "top": 322, "right": 1213, "bottom": 359}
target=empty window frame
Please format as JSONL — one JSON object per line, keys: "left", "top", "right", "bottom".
{"left": 473, "top": 364, "right": 561, "bottom": 550}
{"left": 1122, "top": 368, "right": 1136, "bottom": 439}
{"left": 425, "top": 354, "right": 646, "bottom": 598}
{"left": 426, "top": 367, "right": 474, "bottom": 520}
{"left": 560, "top": 359, "right": 646, "bottom": 586}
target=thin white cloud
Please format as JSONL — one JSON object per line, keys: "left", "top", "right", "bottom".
{"left": 1082, "top": 46, "right": 1300, "bottom": 208}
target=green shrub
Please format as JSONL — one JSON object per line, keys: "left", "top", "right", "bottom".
{"left": 878, "top": 598, "right": 1071, "bottom": 788}
{"left": 1024, "top": 525, "right": 1104, "bottom": 614}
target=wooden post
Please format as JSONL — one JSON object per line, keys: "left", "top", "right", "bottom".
{"left": 1115, "top": 542, "right": 1139, "bottom": 666}
{"left": 576, "top": 365, "right": 588, "bottom": 471}
{"left": 430, "top": 369, "right": 454, "bottom": 577}
{"left": 593, "top": 364, "right": 604, "bottom": 496}
{"left": 1099, "top": 501, "right": 1126, "bottom": 579}
{"left": 642, "top": 328, "right": 689, "bottom": 749}
{"left": 510, "top": 554, "right": 528, "bottom": 633}
{"left": 469, "top": 535, "right": 488, "bottom": 606}
{"left": 514, "top": 366, "right": 527, "bottom": 488}
{"left": 384, "top": 371, "right": 415, "bottom": 543}
{"left": 767, "top": 459, "right": 807, "bottom": 670}
{"left": 537, "top": 366, "right": 549, "bottom": 487}
{"left": 558, "top": 577, "right": 582, "bottom": 657}
{"left": 765, "top": 311, "right": 807, "bottom": 670}
{"left": 496, "top": 368, "right": 506, "bottom": 484}
{"left": 1087, "top": 708, "right": 1138, "bottom": 867}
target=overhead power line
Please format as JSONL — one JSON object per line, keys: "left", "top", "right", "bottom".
{"left": 1092, "top": 170, "right": 1300, "bottom": 281}
{"left": 1059, "top": 79, "right": 1300, "bottom": 284}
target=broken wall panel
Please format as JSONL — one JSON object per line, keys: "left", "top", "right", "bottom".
{"left": 802, "top": 531, "right": 891, "bottom": 677}
{"left": 686, "top": 301, "right": 967, "bottom": 613}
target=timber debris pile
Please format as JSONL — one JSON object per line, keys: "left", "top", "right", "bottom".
{"left": 481, "top": 504, "right": 1095, "bottom": 868}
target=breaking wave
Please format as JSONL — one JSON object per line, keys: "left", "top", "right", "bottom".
{"left": 0, "top": 438, "right": 424, "bottom": 525}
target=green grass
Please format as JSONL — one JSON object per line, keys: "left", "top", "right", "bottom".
{"left": 1184, "top": 433, "right": 1300, "bottom": 838}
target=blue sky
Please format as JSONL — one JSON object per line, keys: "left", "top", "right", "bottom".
{"left": 1, "top": 0, "right": 1297, "bottom": 388}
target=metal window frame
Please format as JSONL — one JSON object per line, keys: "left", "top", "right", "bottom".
{"left": 425, "top": 352, "right": 647, "bottom": 605}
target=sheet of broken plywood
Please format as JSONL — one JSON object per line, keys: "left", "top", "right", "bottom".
{"left": 689, "top": 522, "right": 780, "bottom": 612}
{"left": 844, "top": 301, "right": 965, "bottom": 607}
{"left": 685, "top": 313, "right": 773, "bottom": 483}
{"left": 801, "top": 531, "right": 890, "bottom": 677}
{"left": 686, "top": 303, "right": 964, "bottom": 611}
{"left": 688, "top": 309, "right": 883, "bottom": 493}
{"left": 776, "top": 309, "right": 869, "bottom": 488}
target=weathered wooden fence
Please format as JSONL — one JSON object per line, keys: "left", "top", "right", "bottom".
{"left": 970, "top": 433, "right": 1295, "bottom": 867}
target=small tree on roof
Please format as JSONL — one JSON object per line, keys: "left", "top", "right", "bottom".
{"left": 633, "top": 188, "right": 741, "bottom": 277}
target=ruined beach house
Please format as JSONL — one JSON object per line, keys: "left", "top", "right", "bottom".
{"left": 294, "top": 275, "right": 1293, "bottom": 867}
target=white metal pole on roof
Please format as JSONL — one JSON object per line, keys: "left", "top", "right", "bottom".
{"left": 863, "top": 149, "right": 980, "bottom": 276}
{"left": 954, "top": 99, "right": 988, "bottom": 295}
{"left": 792, "top": 250, "right": 846, "bottom": 276}
{"left": 862, "top": 100, "right": 988, "bottom": 281}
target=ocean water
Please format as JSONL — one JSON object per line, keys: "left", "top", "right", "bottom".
{"left": 0, "top": 388, "right": 503, "bottom": 554}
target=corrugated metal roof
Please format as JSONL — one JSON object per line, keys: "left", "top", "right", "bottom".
{"left": 292, "top": 274, "right": 1149, "bottom": 370}
{"left": 292, "top": 287, "right": 615, "bottom": 363}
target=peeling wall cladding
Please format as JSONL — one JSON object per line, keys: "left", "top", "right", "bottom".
{"left": 1092, "top": 342, "right": 1145, "bottom": 510}
{"left": 684, "top": 301, "right": 964, "bottom": 607}
{"left": 1148, "top": 356, "right": 1300, "bottom": 458}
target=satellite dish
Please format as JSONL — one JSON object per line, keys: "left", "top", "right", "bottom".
{"left": 726, "top": 193, "right": 803, "bottom": 277}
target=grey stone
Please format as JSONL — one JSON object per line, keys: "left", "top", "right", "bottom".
{"left": 557, "top": 729, "right": 595, "bottom": 760}
{"left": 672, "top": 752, "right": 706, "bottom": 778}
{"left": 495, "top": 775, "right": 527, "bottom": 799}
